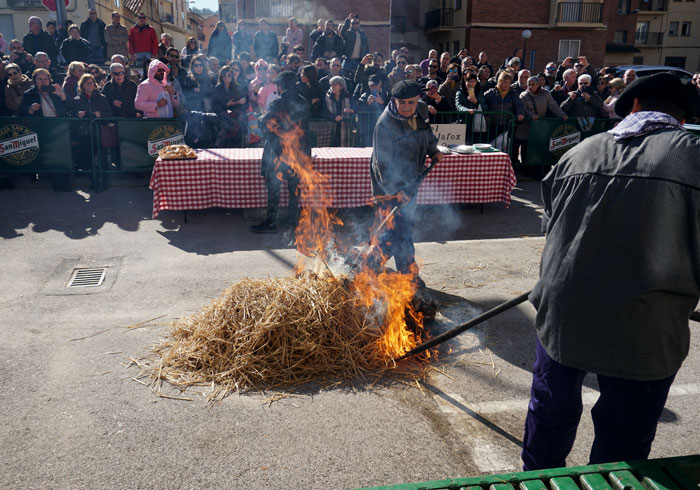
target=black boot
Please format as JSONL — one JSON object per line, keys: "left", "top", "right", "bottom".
{"left": 251, "top": 219, "right": 277, "bottom": 234}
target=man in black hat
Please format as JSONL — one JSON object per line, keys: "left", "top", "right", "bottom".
{"left": 252, "top": 70, "right": 310, "bottom": 234}
{"left": 522, "top": 73, "right": 700, "bottom": 470}
{"left": 369, "top": 80, "right": 443, "bottom": 287}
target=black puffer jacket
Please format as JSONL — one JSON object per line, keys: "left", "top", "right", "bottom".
{"left": 71, "top": 91, "right": 113, "bottom": 118}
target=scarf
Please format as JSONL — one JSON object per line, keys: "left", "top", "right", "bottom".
{"left": 387, "top": 99, "right": 418, "bottom": 130}
{"left": 608, "top": 111, "right": 684, "bottom": 141}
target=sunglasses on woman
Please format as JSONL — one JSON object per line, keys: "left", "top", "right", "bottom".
{"left": 6, "top": 71, "right": 18, "bottom": 76}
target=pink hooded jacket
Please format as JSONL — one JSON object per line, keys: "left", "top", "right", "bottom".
{"left": 134, "top": 60, "right": 180, "bottom": 118}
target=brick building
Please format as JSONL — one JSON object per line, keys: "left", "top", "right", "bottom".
{"left": 392, "top": 0, "right": 655, "bottom": 73}
{"left": 215, "top": 0, "right": 392, "bottom": 60}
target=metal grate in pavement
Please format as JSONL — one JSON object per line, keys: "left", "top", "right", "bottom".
{"left": 67, "top": 268, "right": 107, "bottom": 288}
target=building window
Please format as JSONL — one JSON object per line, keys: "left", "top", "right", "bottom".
{"left": 681, "top": 22, "right": 691, "bottom": 36}
{"left": 618, "top": 0, "right": 631, "bottom": 13}
{"left": 558, "top": 40, "right": 580, "bottom": 60}
{"left": 664, "top": 56, "right": 686, "bottom": 68}
{"left": 255, "top": 0, "right": 296, "bottom": 18}
{"left": 453, "top": 40, "right": 459, "bottom": 53}
{"left": 455, "top": 0, "right": 462, "bottom": 9}
{"left": 391, "top": 16, "right": 406, "bottom": 33}
{"left": 668, "top": 21, "right": 679, "bottom": 36}
{"left": 614, "top": 30, "right": 628, "bottom": 43}
{"left": 632, "top": 56, "right": 644, "bottom": 64}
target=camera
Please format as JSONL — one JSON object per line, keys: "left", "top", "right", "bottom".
{"left": 40, "top": 85, "right": 56, "bottom": 93}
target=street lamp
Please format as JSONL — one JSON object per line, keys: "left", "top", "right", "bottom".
{"left": 522, "top": 29, "right": 532, "bottom": 69}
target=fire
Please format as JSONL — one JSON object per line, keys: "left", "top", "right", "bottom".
{"left": 267, "top": 115, "right": 427, "bottom": 360}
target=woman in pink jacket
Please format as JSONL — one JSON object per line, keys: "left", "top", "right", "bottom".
{"left": 134, "top": 59, "right": 180, "bottom": 118}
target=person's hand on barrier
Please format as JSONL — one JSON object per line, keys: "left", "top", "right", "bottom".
{"left": 78, "top": 110, "right": 87, "bottom": 118}
{"left": 113, "top": 99, "right": 123, "bottom": 108}
{"left": 335, "top": 115, "right": 343, "bottom": 122}
{"left": 157, "top": 98, "right": 169, "bottom": 108}
{"left": 427, "top": 105, "right": 437, "bottom": 115}
{"left": 29, "top": 103, "right": 41, "bottom": 114}
{"left": 517, "top": 114, "right": 524, "bottom": 121}
{"left": 532, "top": 114, "right": 539, "bottom": 121}
{"left": 93, "top": 111, "right": 101, "bottom": 118}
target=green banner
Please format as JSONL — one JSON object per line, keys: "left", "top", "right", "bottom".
{"left": 115, "top": 118, "right": 184, "bottom": 171}
{"left": 524, "top": 118, "right": 612, "bottom": 166}
{"left": 0, "top": 117, "right": 72, "bottom": 172}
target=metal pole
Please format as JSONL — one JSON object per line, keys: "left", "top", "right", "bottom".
{"left": 56, "top": 0, "right": 68, "bottom": 34}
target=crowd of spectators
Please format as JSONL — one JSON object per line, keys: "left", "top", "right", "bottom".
{"left": 1, "top": 10, "right": 699, "bottom": 176}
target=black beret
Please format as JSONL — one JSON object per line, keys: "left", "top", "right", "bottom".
{"left": 615, "top": 72, "right": 700, "bottom": 120}
{"left": 391, "top": 80, "right": 421, "bottom": 99}
{"left": 273, "top": 70, "right": 297, "bottom": 87}
{"left": 368, "top": 74, "right": 380, "bottom": 84}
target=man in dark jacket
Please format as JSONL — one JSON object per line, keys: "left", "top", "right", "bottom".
{"left": 311, "top": 20, "right": 344, "bottom": 62}
{"left": 80, "top": 9, "right": 107, "bottom": 63}
{"left": 369, "top": 80, "right": 443, "bottom": 287}
{"left": 23, "top": 17, "right": 59, "bottom": 66}
{"left": 253, "top": 19, "right": 278, "bottom": 62}
{"left": 523, "top": 73, "right": 700, "bottom": 470}
{"left": 101, "top": 62, "right": 137, "bottom": 117}
{"left": 251, "top": 71, "right": 310, "bottom": 234}
{"left": 560, "top": 73, "right": 603, "bottom": 119}
{"left": 340, "top": 14, "right": 369, "bottom": 75}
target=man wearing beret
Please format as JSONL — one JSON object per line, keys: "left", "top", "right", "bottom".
{"left": 523, "top": 73, "right": 700, "bottom": 469}
{"left": 369, "top": 80, "right": 443, "bottom": 287}
{"left": 252, "top": 70, "right": 310, "bottom": 234}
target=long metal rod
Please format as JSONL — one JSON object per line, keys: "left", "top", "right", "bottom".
{"left": 396, "top": 290, "right": 532, "bottom": 361}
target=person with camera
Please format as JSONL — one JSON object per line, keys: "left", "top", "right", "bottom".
{"left": 19, "top": 67, "right": 69, "bottom": 117}
{"left": 8, "top": 40, "right": 35, "bottom": 74}
{"left": 550, "top": 68, "right": 578, "bottom": 105}
{"left": 31, "top": 51, "right": 63, "bottom": 85}
{"left": 560, "top": 73, "right": 602, "bottom": 119}
{"left": 353, "top": 52, "right": 389, "bottom": 101}
{"left": 357, "top": 74, "right": 387, "bottom": 146}
{"left": 60, "top": 25, "right": 92, "bottom": 65}
{"left": 101, "top": 62, "right": 137, "bottom": 117}
{"left": 422, "top": 78, "right": 452, "bottom": 124}
{"left": 4, "top": 62, "right": 32, "bottom": 115}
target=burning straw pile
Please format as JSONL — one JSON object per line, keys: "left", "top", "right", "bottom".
{"left": 140, "top": 117, "right": 429, "bottom": 399}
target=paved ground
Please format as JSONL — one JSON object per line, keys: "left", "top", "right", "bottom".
{"left": 1, "top": 178, "right": 699, "bottom": 489}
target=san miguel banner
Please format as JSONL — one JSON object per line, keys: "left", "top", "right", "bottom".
{"left": 524, "top": 118, "right": 613, "bottom": 166}
{"left": 116, "top": 119, "right": 184, "bottom": 171}
{"left": 0, "top": 118, "right": 72, "bottom": 172}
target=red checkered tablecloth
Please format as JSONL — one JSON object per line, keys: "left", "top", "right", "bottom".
{"left": 150, "top": 147, "right": 516, "bottom": 218}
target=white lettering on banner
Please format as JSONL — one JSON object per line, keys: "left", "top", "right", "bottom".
{"left": 549, "top": 131, "right": 581, "bottom": 152}
{"left": 148, "top": 134, "right": 185, "bottom": 157}
{"left": 0, "top": 133, "right": 39, "bottom": 156}
{"left": 432, "top": 124, "right": 466, "bottom": 145}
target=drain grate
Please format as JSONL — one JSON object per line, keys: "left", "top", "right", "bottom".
{"left": 67, "top": 268, "right": 107, "bottom": 288}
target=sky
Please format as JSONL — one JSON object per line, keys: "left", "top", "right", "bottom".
{"left": 191, "top": 0, "right": 220, "bottom": 15}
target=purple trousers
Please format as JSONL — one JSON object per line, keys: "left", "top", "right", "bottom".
{"left": 521, "top": 339, "right": 675, "bottom": 471}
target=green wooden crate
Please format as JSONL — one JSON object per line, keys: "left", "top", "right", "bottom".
{"left": 353, "top": 455, "right": 700, "bottom": 490}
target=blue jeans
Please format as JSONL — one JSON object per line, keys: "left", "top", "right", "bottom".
{"left": 521, "top": 339, "right": 676, "bottom": 470}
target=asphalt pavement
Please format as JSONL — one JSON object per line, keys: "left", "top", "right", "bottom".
{"left": 1, "top": 177, "right": 699, "bottom": 489}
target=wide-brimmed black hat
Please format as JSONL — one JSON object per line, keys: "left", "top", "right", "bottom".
{"left": 273, "top": 70, "right": 297, "bottom": 89}
{"left": 391, "top": 80, "right": 421, "bottom": 99}
{"left": 615, "top": 72, "right": 700, "bottom": 120}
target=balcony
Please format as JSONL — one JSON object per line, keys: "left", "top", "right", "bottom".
{"left": 7, "top": 0, "right": 43, "bottom": 9}
{"left": 634, "top": 31, "right": 664, "bottom": 45}
{"left": 556, "top": 2, "right": 604, "bottom": 23}
{"left": 638, "top": 0, "right": 667, "bottom": 12}
{"left": 161, "top": 14, "right": 175, "bottom": 24}
{"left": 425, "top": 8, "right": 454, "bottom": 31}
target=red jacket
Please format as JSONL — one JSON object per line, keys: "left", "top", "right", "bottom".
{"left": 128, "top": 24, "right": 158, "bottom": 56}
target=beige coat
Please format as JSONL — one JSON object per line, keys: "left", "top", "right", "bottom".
{"left": 105, "top": 23, "right": 129, "bottom": 59}
{"left": 5, "top": 75, "right": 32, "bottom": 115}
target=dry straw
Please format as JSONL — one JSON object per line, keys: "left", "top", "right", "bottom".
{"left": 143, "top": 272, "right": 421, "bottom": 400}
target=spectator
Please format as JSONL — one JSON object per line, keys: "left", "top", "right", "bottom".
{"left": 233, "top": 21, "right": 253, "bottom": 61}
{"left": 314, "top": 57, "right": 329, "bottom": 80}
{"left": 420, "top": 49, "right": 438, "bottom": 76}
{"left": 253, "top": 19, "right": 278, "bottom": 62}
{"left": 62, "top": 61, "right": 85, "bottom": 99}
{"left": 101, "top": 62, "right": 137, "bottom": 117}
{"left": 111, "top": 54, "right": 140, "bottom": 86}
{"left": 387, "top": 54, "right": 408, "bottom": 90}
{"left": 4, "top": 63, "right": 32, "bottom": 115}
{"left": 60, "top": 25, "right": 91, "bottom": 65}
{"left": 284, "top": 17, "right": 303, "bottom": 54}
{"left": 323, "top": 75, "right": 353, "bottom": 146}
{"left": 208, "top": 21, "right": 232, "bottom": 64}
{"left": 128, "top": 13, "right": 158, "bottom": 63}
{"left": 134, "top": 59, "right": 180, "bottom": 117}
{"left": 45, "top": 21, "right": 63, "bottom": 55}
{"left": 419, "top": 58, "right": 444, "bottom": 90}
{"left": 183, "top": 54, "right": 215, "bottom": 112}
{"left": 404, "top": 64, "right": 421, "bottom": 83}
{"left": 20, "top": 67, "right": 69, "bottom": 117}
{"left": 105, "top": 12, "right": 129, "bottom": 60}
{"left": 477, "top": 65, "right": 493, "bottom": 93}
{"left": 80, "top": 9, "right": 106, "bottom": 63}
{"left": 291, "top": 44, "right": 306, "bottom": 62}
{"left": 8, "top": 39, "right": 35, "bottom": 74}
{"left": 87, "top": 64, "right": 107, "bottom": 88}
{"left": 551, "top": 68, "right": 578, "bottom": 104}
{"left": 385, "top": 49, "right": 399, "bottom": 74}
{"left": 72, "top": 73, "right": 112, "bottom": 118}
{"left": 211, "top": 63, "right": 248, "bottom": 146}
{"left": 482, "top": 71, "right": 525, "bottom": 158}
{"left": 285, "top": 54, "right": 301, "bottom": 76}
{"left": 354, "top": 52, "right": 388, "bottom": 100}
{"left": 543, "top": 62, "right": 557, "bottom": 89}
{"left": 181, "top": 37, "right": 201, "bottom": 69}
{"left": 340, "top": 13, "right": 368, "bottom": 75}
{"left": 437, "top": 51, "right": 451, "bottom": 80}
{"left": 595, "top": 75, "right": 610, "bottom": 100}
{"left": 561, "top": 73, "right": 603, "bottom": 119}
{"left": 423, "top": 79, "right": 452, "bottom": 123}
{"left": 207, "top": 57, "right": 221, "bottom": 76}
{"left": 165, "top": 48, "right": 187, "bottom": 87}
{"left": 507, "top": 57, "right": 521, "bottom": 73}
{"left": 23, "top": 17, "right": 59, "bottom": 66}
{"left": 357, "top": 74, "right": 387, "bottom": 146}
{"left": 32, "top": 51, "right": 62, "bottom": 84}
{"left": 512, "top": 69, "right": 530, "bottom": 97}
{"left": 296, "top": 64, "right": 323, "bottom": 118}
{"left": 438, "top": 63, "right": 460, "bottom": 111}
{"left": 157, "top": 33, "right": 173, "bottom": 60}
{"left": 248, "top": 59, "right": 269, "bottom": 110}
{"left": 623, "top": 69, "right": 636, "bottom": 86}
{"left": 456, "top": 72, "right": 488, "bottom": 136}
{"left": 238, "top": 52, "right": 256, "bottom": 81}
{"left": 308, "top": 19, "right": 324, "bottom": 53}
{"left": 502, "top": 47, "right": 523, "bottom": 70}
{"left": 256, "top": 63, "right": 281, "bottom": 112}
{"left": 555, "top": 56, "right": 594, "bottom": 83}
{"left": 602, "top": 77, "right": 625, "bottom": 120}
{"left": 311, "top": 20, "right": 344, "bottom": 61}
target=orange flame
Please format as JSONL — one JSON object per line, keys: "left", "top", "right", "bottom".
{"left": 268, "top": 115, "right": 426, "bottom": 360}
